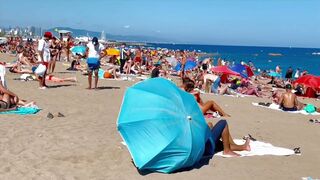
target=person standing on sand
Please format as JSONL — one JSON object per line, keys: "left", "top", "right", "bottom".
{"left": 86, "top": 37, "right": 105, "bottom": 89}
{"left": 285, "top": 67, "right": 293, "bottom": 81}
{"left": 37, "top": 32, "right": 52, "bottom": 89}
{"left": 119, "top": 43, "right": 127, "bottom": 73}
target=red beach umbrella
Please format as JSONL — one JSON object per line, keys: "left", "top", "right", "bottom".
{"left": 244, "top": 65, "right": 254, "bottom": 77}
{"left": 210, "top": 66, "right": 241, "bottom": 76}
{"left": 293, "top": 75, "right": 320, "bottom": 90}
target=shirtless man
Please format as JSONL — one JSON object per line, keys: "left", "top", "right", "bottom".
{"left": 279, "top": 84, "right": 299, "bottom": 111}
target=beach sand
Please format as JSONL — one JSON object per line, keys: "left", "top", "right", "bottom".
{"left": 0, "top": 53, "right": 319, "bottom": 180}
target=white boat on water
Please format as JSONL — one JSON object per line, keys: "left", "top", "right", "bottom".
{"left": 311, "top": 52, "right": 320, "bottom": 55}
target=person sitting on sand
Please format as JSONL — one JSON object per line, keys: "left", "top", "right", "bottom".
{"left": 205, "top": 120, "right": 251, "bottom": 157}
{"left": 278, "top": 84, "right": 299, "bottom": 111}
{"left": 151, "top": 63, "right": 162, "bottom": 78}
{"left": 182, "top": 77, "right": 230, "bottom": 117}
{"left": 0, "top": 82, "right": 35, "bottom": 111}
{"left": 16, "top": 45, "right": 32, "bottom": 66}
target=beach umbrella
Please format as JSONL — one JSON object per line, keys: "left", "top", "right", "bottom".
{"left": 293, "top": 75, "right": 320, "bottom": 90}
{"left": 165, "top": 57, "right": 178, "bottom": 67}
{"left": 268, "top": 72, "right": 282, "bottom": 78}
{"left": 117, "top": 78, "right": 211, "bottom": 173}
{"left": 106, "top": 48, "right": 120, "bottom": 56}
{"left": 210, "top": 66, "right": 240, "bottom": 76}
{"left": 229, "top": 64, "right": 254, "bottom": 78}
{"left": 70, "top": 46, "right": 86, "bottom": 55}
{"left": 174, "top": 60, "right": 197, "bottom": 71}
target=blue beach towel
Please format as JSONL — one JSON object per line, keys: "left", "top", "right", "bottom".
{"left": 0, "top": 107, "right": 40, "bottom": 115}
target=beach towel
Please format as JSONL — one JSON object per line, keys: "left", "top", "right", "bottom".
{"left": 0, "top": 107, "right": 40, "bottom": 115}
{"left": 215, "top": 139, "right": 296, "bottom": 157}
{"left": 252, "top": 102, "right": 320, "bottom": 115}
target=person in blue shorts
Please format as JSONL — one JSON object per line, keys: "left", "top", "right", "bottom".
{"left": 86, "top": 37, "right": 106, "bottom": 89}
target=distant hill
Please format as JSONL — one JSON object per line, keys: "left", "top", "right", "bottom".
{"left": 47, "top": 27, "right": 169, "bottom": 43}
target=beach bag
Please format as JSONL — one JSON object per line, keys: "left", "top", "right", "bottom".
{"left": 104, "top": 72, "right": 112, "bottom": 78}
{"left": 304, "top": 104, "right": 316, "bottom": 113}
{"left": 87, "top": 58, "right": 100, "bottom": 68}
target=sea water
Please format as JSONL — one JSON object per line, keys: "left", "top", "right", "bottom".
{"left": 149, "top": 43, "right": 320, "bottom": 76}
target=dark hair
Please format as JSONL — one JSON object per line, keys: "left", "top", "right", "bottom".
{"left": 182, "top": 77, "right": 195, "bottom": 92}
{"left": 285, "top": 84, "right": 292, "bottom": 89}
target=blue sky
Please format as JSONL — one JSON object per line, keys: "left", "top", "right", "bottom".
{"left": 1, "top": 0, "right": 319, "bottom": 48}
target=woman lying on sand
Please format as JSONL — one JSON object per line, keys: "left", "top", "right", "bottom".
{"left": 182, "top": 77, "right": 230, "bottom": 117}
{"left": 46, "top": 75, "right": 77, "bottom": 83}
{"left": 9, "top": 63, "right": 33, "bottom": 74}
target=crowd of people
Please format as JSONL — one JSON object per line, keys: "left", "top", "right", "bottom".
{"left": 0, "top": 32, "right": 319, "bottom": 156}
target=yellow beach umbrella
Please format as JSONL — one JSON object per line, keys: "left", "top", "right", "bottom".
{"left": 106, "top": 48, "right": 120, "bottom": 56}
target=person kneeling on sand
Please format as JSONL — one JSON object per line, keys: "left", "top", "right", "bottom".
{"left": 182, "top": 77, "right": 230, "bottom": 117}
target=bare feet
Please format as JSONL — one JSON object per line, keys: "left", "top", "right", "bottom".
{"left": 223, "top": 150, "right": 241, "bottom": 157}
{"left": 244, "top": 139, "right": 251, "bottom": 151}
{"left": 86, "top": 87, "right": 92, "bottom": 90}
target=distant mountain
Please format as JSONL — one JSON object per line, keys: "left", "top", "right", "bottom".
{"left": 47, "top": 27, "right": 169, "bottom": 43}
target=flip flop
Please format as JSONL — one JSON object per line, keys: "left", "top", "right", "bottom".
{"left": 293, "top": 147, "right": 301, "bottom": 154}
{"left": 57, "top": 112, "right": 65, "bottom": 117}
{"left": 47, "top": 112, "right": 54, "bottom": 119}
{"left": 309, "top": 119, "right": 320, "bottom": 123}
{"left": 243, "top": 134, "right": 257, "bottom": 141}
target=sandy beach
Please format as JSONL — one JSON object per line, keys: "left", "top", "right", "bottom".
{"left": 0, "top": 53, "right": 319, "bottom": 180}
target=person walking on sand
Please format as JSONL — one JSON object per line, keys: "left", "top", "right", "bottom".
{"left": 86, "top": 37, "right": 105, "bottom": 89}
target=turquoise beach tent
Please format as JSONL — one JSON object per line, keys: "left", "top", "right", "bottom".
{"left": 117, "top": 78, "right": 211, "bottom": 173}
{"left": 268, "top": 71, "right": 282, "bottom": 78}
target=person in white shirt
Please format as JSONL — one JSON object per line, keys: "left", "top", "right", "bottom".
{"left": 37, "top": 32, "right": 52, "bottom": 89}
{"left": 86, "top": 37, "right": 106, "bottom": 89}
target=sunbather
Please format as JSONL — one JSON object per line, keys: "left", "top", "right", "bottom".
{"left": 278, "top": 84, "right": 299, "bottom": 111}
{"left": 206, "top": 120, "right": 251, "bottom": 157}
{"left": 9, "top": 63, "right": 33, "bottom": 74}
{"left": 0, "top": 82, "right": 35, "bottom": 111}
{"left": 182, "top": 77, "right": 230, "bottom": 117}
{"left": 46, "top": 75, "right": 77, "bottom": 83}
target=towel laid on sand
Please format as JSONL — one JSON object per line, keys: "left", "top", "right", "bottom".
{"left": 215, "top": 139, "right": 296, "bottom": 157}
{"left": 0, "top": 107, "right": 40, "bottom": 115}
{"left": 252, "top": 102, "right": 320, "bottom": 115}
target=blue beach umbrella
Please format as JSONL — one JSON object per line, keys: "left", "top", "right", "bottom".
{"left": 117, "top": 78, "right": 211, "bottom": 173}
{"left": 71, "top": 46, "right": 86, "bottom": 55}
{"left": 229, "top": 64, "right": 248, "bottom": 78}
{"left": 174, "top": 60, "right": 197, "bottom": 71}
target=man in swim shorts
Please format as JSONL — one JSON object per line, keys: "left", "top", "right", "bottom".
{"left": 279, "top": 84, "right": 299, "bottom": 111}
{"left": 86, "top": 37, "right": 105, "bottom": 89}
